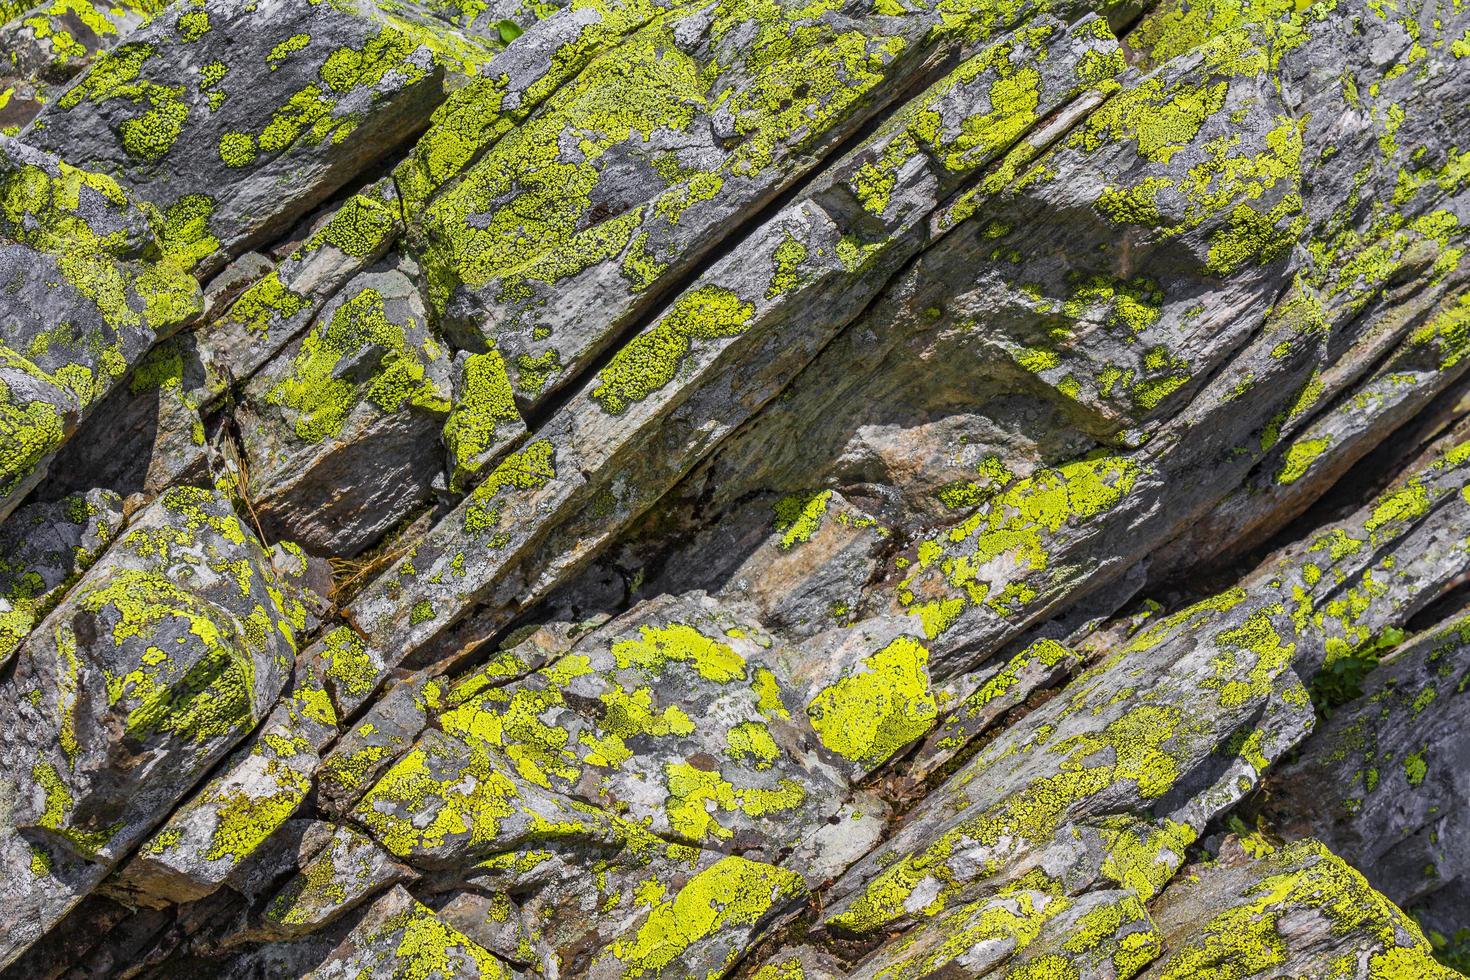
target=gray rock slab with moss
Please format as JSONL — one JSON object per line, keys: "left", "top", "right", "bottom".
{"left": 0, "top": 486, "right": 298, "bottom": 962}
{"left": 1266, "top": 612, "right": 1470, "bottom": 941}
{"left": 0, "top": 136, "right": 200, "bottom": 519}
{"left": 2, "top": 0, "right": 1470, "bottom": 971}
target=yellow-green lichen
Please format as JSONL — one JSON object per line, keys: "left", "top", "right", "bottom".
{"left": 806, "top": 635, "right": 936, "bottom": 767}
{"left": 772, "top": 489, "right": 831, "bottom": 550}
{"left": 443, "top": 350, "right": 521, "bottom": 491}
{"left": 264, "top": 287, "right": 449, "bottom": 444}
{"left": 599, "top": 855, "right": 804, "bottom": 976}
{"left": 611, "top": 623, "right": 746, "bottom": 684}
{"left": 592, "top": 285, "right": 755, "bottom": 415}
{"left": 461, "top": 438, "right": 555, "bottom": 541}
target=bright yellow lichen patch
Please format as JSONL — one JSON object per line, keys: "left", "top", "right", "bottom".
{"left": 806, "top": 635, "right": 936, "bottom": 767}
{"left": 1154, "top": 841, "right": 1457, "bottom": 980}
{"left": 611, "top": 623, "right": 747, "bottom": 683}
{"left": 599, "top": 855, "right": 804, "bottom": 976}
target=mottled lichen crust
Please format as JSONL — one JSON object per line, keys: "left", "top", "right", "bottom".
{"left": 1265, "top": 612, "right": 1470, "bottom": 937}
{"left": 116, "top": 681, "right": 333, "bottom": 906}
{"left": 1148, "top": 839, "right": 1458, "bottom": 979}
{"left": 351, "top": 596, "right": 846, "bottom": 868}
{"left": 823, "top": 430, "right": 1470, "bottom": 944}
{"left": 0, "top": 0, "right": 169, "bottom": 133}
{"left": 0, "top": 488, "right": 123, "bottom": 666}
{"left": 197, "top": 178, "right": 404, "bottom": 396}
{"left": 0, "top": 486, "right": 298, "bottom": 958}
{"left": 263, "top": 823, "right": 412, "bottom": 938}
{"left": 442, "top": 348, "right": 525, "bottom": 491}
{"left": 0, "top": 136, "right": 199, "bottom": 517}
{"left": 0, "top": 0, "right": 1468, "bottom": 970}
{"left": 304, "top": 884, "right": 510, "bottom": 978}
{"left": 19, "top": 0, "right": 461, "bottom": 277}
{"left": 238, "top": 258, "right": 455, "bottom": 556}
{"left": 415, "top": 0, "right": 947, "bottom": 403}
{"left": 306, "top": 10, "right": 1129, "bottom": 710}
{"left": 590, "top": 854, "right": 805, "bottom": 978}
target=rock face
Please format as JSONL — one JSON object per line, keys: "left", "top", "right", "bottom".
{"left": 1, "top": 0, "right": 1469, "bottom": 975}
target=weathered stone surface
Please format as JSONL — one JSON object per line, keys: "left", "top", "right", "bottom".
{"left": 238, "top": 255, "right": 454, "bottom": 557}
{"left": 0, "top": 487, "right": 122, "bottom": 664}
{"left": 429, "top": 594, "right": 850, "bottom": 855}
{"left": 114, "top": 696, "right": 327, "bottom": 905}
{"left": 0, "top": 0, "right": 166, "bottom": 133}
{"left": 434, "top": 890, "right": 539, "bottom": 970}
{"left": 2, "top": 0, "right": 1469, "bottom": 972}
{"left": 262, "top": 823, "right": 415, "bottom": 938}
{"left": 1141, "top": 838, "right": 1457, "bottom": 979}
{"left": 302, "top": 9, "right": 1131, "bottom": 708}
{"left": 304, "top": 884, "right": 512, "bottom": 979}
{"left": 1266, "top": 612, "right": 1470, "bottom": 940}
{"left": 0, "top": 135, "right": 200, "bottom": 520}
{"left": 35, "top": 330, "right": 219, "bottom": 501}
{"left": 820, "top": 436, "right": 1470, "bottom": 942}
{"left": 20, "top": 0, "right": 460, "bottom": 277}
{"left": 316, "top": 669, "right": 446, "bottom": 816}
{"left": 750, "top": 945, "right": 847, "bottom": 980}
{"left": 413, "top": 0, "right": 1056, "bottom": 403}
{"left": 0, "top": 486, "right": 297, "bottom": 962}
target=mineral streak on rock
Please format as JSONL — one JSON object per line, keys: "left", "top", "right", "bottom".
{"left": 1, "top": 0, "right": 1469, "bottom": 974}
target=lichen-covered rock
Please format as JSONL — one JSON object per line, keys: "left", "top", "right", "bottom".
{"left": 349, "top": 723, "right": 632, "bottom": 868}
{"left": 20, "top": 0, "right": 461, "bottom": 277}
{"left": 262, "top": 823, "right": 415, "bottom": 938}
{"left": 0, "top": 135, "right": 200, "bottom": 519}
{"left": 299, "top": 9, "right": 1130, "bottom": 708}
{"left": 36, "top": 330, "right": 221, "bottom": 501}
{"left": 749, "top": 945, "right": 847, "bottom": 980}
{"left": 1266, "top": 612, "right": 1470, "bottom": 940}
{"left": 199, "top": 179, "right": 404, "bottom": 389}
{"left": 238, "top": 256, "right": 454, "bottom": 556}
{"left": 0, "top": 0, "right": 167, "bottom": 133}
{"left": 821, "top": 432, "right": 1470, "bottom": 941}
{"left": 584, "top": 852, "right": 805, "bottom": 979}
{"left": 114, "top": 694, "right": 328, "bottom": 905}
{"left": 443, "top": 348, "right": 525, "bottom": 492}
{"left": 304, "top": 884, "right": 512, "bottom": 979}
{"left": 849, "top": 883, "right": 1162, "bottom": 980}
{"left": 0, "top": 485, "right": 297, "bottom": 961}
{"left": 3, "top": 0, "right": 1470, "bottom": 971}
{"left": 0, "top": 487, "right": 123, "bottom": 664}
{"left": 1141, "top": 838, "right": 1458, "bottom": 979}
{"left": 429, "top": 594, "right": 850, "bottom": 856}
{"left": 414, "top": 0, "right": 1095, "bottom": 403}
{"left": 316, "top": 669, "right": 446, "bottom": 816}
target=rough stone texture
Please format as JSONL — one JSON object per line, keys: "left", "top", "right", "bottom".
{"left": 2, "top": 0, "right": 1470, "bottom": 974}
{"left": 0, "top": 485, "right": 300, "bottom": 962}
{"left": 0, "top": 0, "right": 168, "bottom": 134}
{"left": 238, "top": 255, "right": 455, "bottom": 557}
{"left": 1141, "top": 838, "right": 1457, "bottom": 979}
{"left": 18, "top": 0, "right": 466, "bottom": 276}
{"left": 1266, "top": 613, "right": 1470, "bottom": 941}
{"left": 0, "top": 135, "right": 200, "bottom": 520}
{"left": 0, "top": 487, "right": 124, "bottom": 664}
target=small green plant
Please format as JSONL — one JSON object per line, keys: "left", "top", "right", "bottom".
{"left": 1422, "top": 922, "right": 1470, "bottom": 975}
{"left": 1308, "top": 627, "right": 1404, "bottom": 714}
